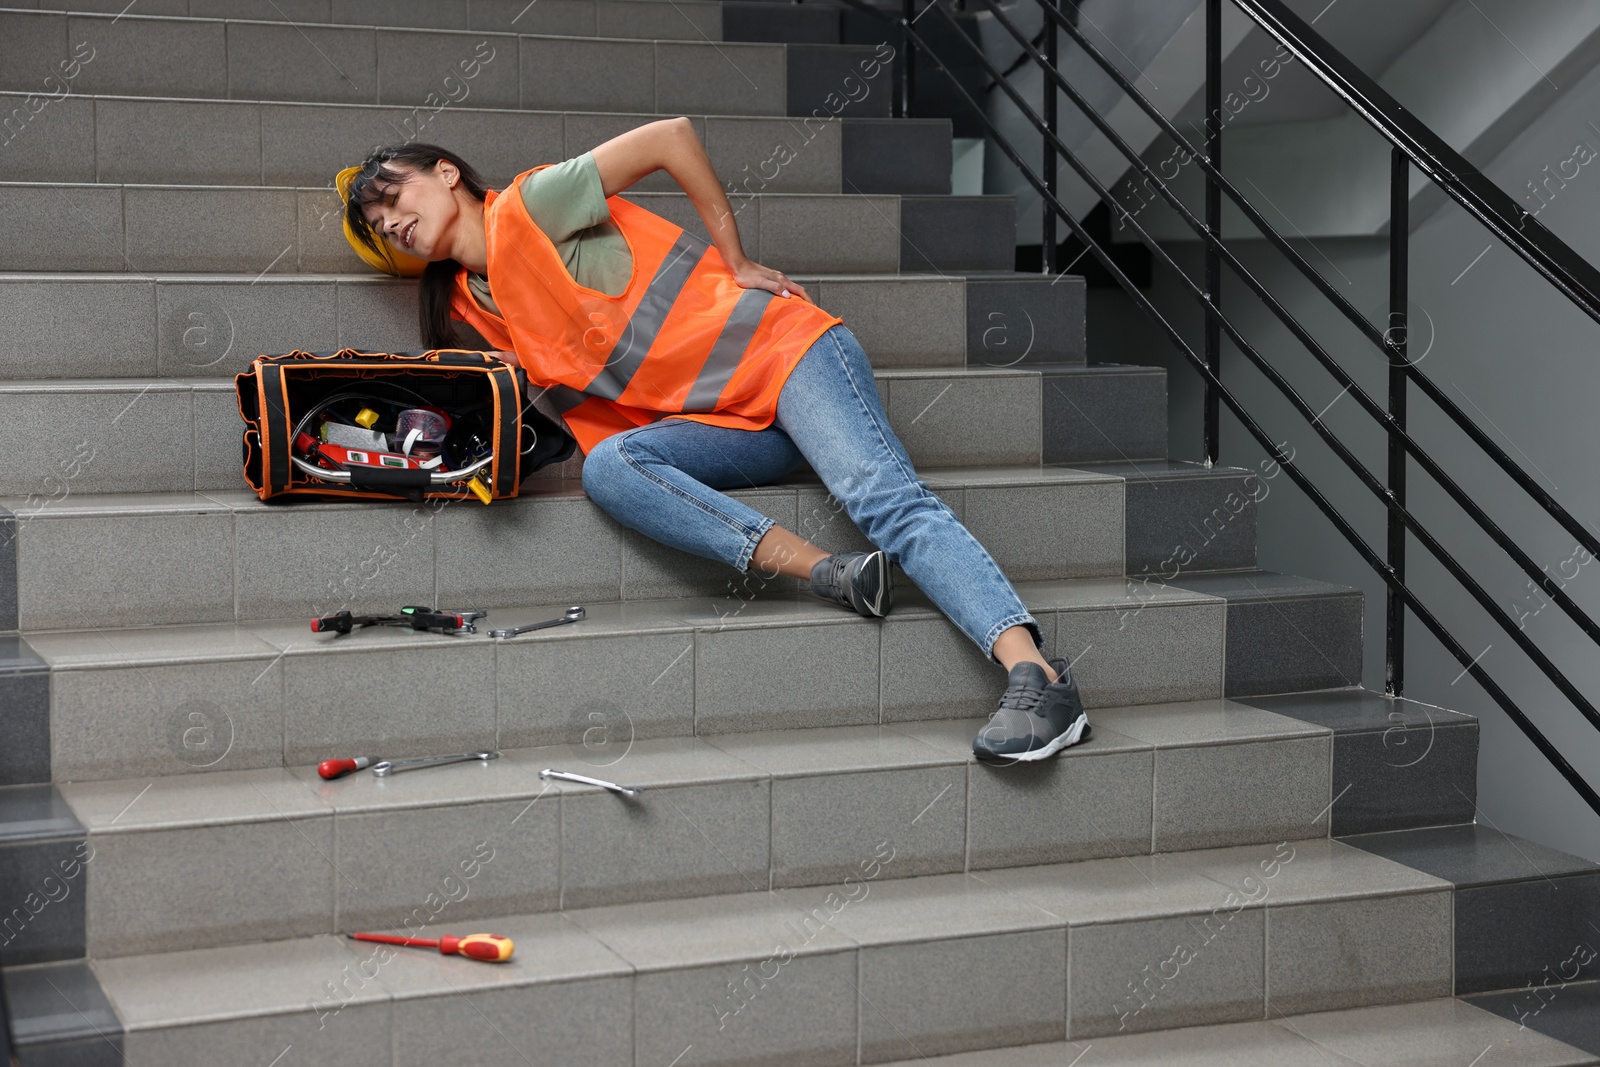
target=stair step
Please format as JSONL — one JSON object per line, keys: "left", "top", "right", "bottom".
{"left": 1468, "top": 980, "right": 1600, "bottom": 1060}
{"left": 1040, "top": 368, "right": 1167, "bottom": 463}
{"left": 0, "top": 271, "right": 1085, "bottom": 382}
{"left": 1241, "top": 689, "right": 1480, "bottom": 836}
{"left": 722, "top": 1, "right": 842, "bottom": 45}
{"left": 17, "top": 770, "right": 1594, "bottom": 1066}
{"left": 900, "top": 195, "right": 1018, "bottom": 272}
{"left": 53, "top": 732, "right": 1357, "bottom": 959}
{"left": 1343, "top": 824, "right": 1600, "bottom": 996}
{"left": 866, "top": 1000, "right": 1600, "bottom": 1065}
{"left": 1080, "top": 459, "right": 1259, "bottom": 573}
{"left": 0, "top": 957, "right": 123, "bottom": 1067}
{"left": 8, "top": 572, "right": 1365, "bottom": 784}
{"left": 1167, "top": 571, "right": 1366, "bottom": 697}
{"left": 0, "top": 91, "right": 952, "bottom": 195}
{"left": 0, "top": 467, "right": 1278, "bottom": 632}
{"left": 0, "top": 366, "right": 1050, "bottom": 495}
{"left": 0, "top": 182, "right": 1013, "bottom": 274}
{"left": 6, "top": 839, "right": 1474, "bottom": 1063}
{"left": 27, "top": 0, "right": 732, "bottom": 39}
{"left": 966, "top": 274, "right": 1088, "bottom": 367}
{"left": 1, "top": 10, "right": 884, "bottom": 115}
{"left": 0, "top": 782, "right": 88, "bottom": 966}
{"left": 840, "top": 117, "right": 953, "bottom": 195}
{"left": 46, "top": 706, "right": 1346, "bottom": 955}
{"left": 23, "top": 0, "right": 862, "bottom": 44}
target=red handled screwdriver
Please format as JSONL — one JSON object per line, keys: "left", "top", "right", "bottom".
{"left": 318, "top": 756, "right": 376, "bottom": 780}
{"left": 347, "top": 931, "right": 514, "bottom": 962}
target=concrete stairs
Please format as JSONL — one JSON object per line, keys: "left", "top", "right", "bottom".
{"left": 1, "top": 2, "right": 1598, "bottom": 1066}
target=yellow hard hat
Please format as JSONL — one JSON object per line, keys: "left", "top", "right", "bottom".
{"left": 336, "top": 164, "right": 428, "bottom": 277}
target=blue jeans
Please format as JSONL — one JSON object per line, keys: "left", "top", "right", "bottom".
{"left": 581, "top": 325, "right": 1040, "bottom": 659}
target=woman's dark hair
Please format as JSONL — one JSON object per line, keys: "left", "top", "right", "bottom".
{"left": 342, "top": 143, "right": 490, "bottom": 350}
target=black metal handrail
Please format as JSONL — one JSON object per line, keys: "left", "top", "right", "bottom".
{"left": 1027, "top": 0, "right": 1600, "bottom": 576}
{"left": 1239, "top": 0, "right": 1600, "bottom": 324}
{"left": 895, "top": 0, "right": 1600, "bottom": 815}
{"left": 968, "top": 0, "right": 1600, "bottom": 720}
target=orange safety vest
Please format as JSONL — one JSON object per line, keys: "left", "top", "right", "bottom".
{"left": 450, "top": 167, "right": 842, "bottom": 454}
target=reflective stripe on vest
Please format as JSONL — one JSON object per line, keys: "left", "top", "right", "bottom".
{"left": 682, "top": 288, "right": 775, "bottom": 412}
{"left": 582, "top": 231, "right": 708, "bottom": 402}
{"left": 545, "top": 384, "right": 588, "bottom": 413}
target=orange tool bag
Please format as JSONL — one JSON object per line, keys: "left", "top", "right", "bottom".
{"left": 236, "top": 349, "right": 574, "bottom": 503}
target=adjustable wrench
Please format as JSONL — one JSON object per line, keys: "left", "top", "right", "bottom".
{"left": 488, "top": 605, "right": 585, "bottom": 639}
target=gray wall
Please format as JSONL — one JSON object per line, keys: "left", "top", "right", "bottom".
{"left": 1091, "top": 59, "right": 1600, "bottom": 863}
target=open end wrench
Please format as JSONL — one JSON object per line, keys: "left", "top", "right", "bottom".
{"left": 488, "top": 605, "right": 584, "bottom": 639}
{"left": 540, "top": 768, "right": 642, "bottom": 797}
{"left": 372, "top": 751, "right": 499, "bottom": 777}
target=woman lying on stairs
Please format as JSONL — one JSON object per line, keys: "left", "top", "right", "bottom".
{"left": 338, "top": 118, "right": 1089, "bottom": 762}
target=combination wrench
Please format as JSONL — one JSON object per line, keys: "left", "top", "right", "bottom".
{"left": 488, "top": 604, "right": 585, "bottom": 639}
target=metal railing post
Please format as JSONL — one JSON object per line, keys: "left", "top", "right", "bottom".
{"left": 1043, "top": 0, "right": 1058, "bottom": 274}
{"left": 899, "top": 0, "right": 916, "bottom": 118}
{"left": 1387, "top": 146, "right": 1409, "bottom": 696}
{"left": 1204, "top": 0, "right": 1221, "bottom": 465}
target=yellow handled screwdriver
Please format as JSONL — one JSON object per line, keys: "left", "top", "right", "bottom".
{"left": 348, "top": 931, "right": 514, "bottom": 962}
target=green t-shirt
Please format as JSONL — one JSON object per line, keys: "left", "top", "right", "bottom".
{"left": 467, "top": 152, "right": 633, "bottom": 314}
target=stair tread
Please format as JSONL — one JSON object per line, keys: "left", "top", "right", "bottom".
{"left": 0, "top": 781, "right": 84, "bottom": 842}
{"left": 1075, "top": 457, "right": 1261, "bottom": 479}
{"left": 17, "top": 568, "right": 1352, "bottom": 662}
{"left": 54, "top": 697, "right": 1344, "bottom": 832}
{"left": 0, "top": 460, "right": 1251, "bottom": 517}
{"left": 1167, "top": 570, "right": 1365, "bottom": 602}
{"left": 78, "top": 836, "right": 1457, "bottom": 1021}
{"left": 866, "top": 1001, "right": 1600, "bottom": 1066}
{"left": 1241, "top": 688, "right": 1476, "bottom": 732}
{"left": 1467, "top": 981, "right": 1600, "bottom": 1061}
{"left": 1341, "top": 823, "right": 1600, "bottom": 886}
{"left": 982, "top": 836, "right": 1448, "bottom": 915}
{"left": 0, "top": 86, "right": 944, "bottom": 111}
{"left": 0, "top": 185, "right": 1009, "bottom": 275}
{"left": 14, "top": 5, "right": 800, "bottom": 40}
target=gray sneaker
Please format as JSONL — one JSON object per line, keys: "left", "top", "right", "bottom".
{"left": 973, "top": 656, "right": 1090, "bottom": 763}
{"left": 809, "top": 550, "right": 892, "bottom": 618}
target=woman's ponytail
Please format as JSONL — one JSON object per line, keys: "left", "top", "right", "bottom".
{"left": 420, "top": 259, "right": 464, "bottom": 349}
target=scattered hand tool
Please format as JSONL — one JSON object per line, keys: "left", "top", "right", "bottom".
{"left": 318, "top": 755, "right": 376, "bottom": 780}
{"left": 488, "top": 605, "right": 584, "bottom": 639}
{"left": 371, "top": 751, "right": 499, "bottom": 777}
{"left": 312, "top": 606, "right": 488, "bottom": 636}
{"left": 347, "top": 931, "right": 514, "bottom": 963}
{"left": 540, "top": 768, "right": 642, "bottom": 797}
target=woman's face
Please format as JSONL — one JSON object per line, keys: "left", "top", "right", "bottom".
{"left": 361, "top": 159, "right": 461, "bottom": 262}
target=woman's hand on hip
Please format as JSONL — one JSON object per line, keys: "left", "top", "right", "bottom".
{"left": 730, "top": 258, "right": 811, "bottom": 304}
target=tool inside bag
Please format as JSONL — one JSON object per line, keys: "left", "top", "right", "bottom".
{"left": 237, "top": 349, "right": 575, "bottom": 503}
{"left": 311, "top": 606, "right": 487, "bottom": 635}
